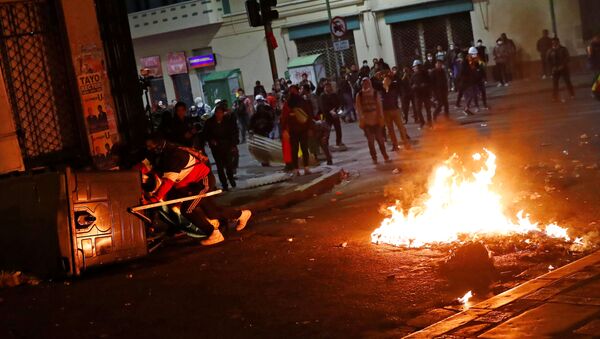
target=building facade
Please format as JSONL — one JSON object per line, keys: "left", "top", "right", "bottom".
{"left": 128, "top": 0, "right": 595, "bottom": 108}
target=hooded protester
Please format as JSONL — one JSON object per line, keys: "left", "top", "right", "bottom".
{"left": 355, "top": 77, "right": 390, "bottom": 164}
{"left": 233, "top": 88, "right": 253, "bottom": 144}
{"left": 193, "top": 97, "right": 211, "bottom": 119}
{"left": 250, "top": 95, "right": 275, "bottom": 137}
{"left": 493, "top": 38, "right": 510, "bottom": 86}
{"left": 138, "top": 135, "right": 252, "bottom": 246}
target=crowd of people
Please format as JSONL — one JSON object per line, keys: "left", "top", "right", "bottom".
{"left": 138, "top": 30, "right": 599, "bottom": 246}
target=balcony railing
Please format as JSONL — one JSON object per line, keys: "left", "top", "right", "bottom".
{"left": 128, "top": 0, "right": 223, "bottom": 39}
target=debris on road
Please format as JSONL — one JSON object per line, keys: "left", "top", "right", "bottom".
{"left": 580, "top": 133, "right": 589, "bottom": 140}
{"left": 338, "top": 242, "right": 348, "bottom": 248}
{"left": 392, "top": 168, "right": 400, "bottom": 174}
{"left": 562, "top": 150, "right": 569, "bottom": 156}
{"left": 287, "top": 238, "right": 294, "bottom": 242}
{"left": 0, "top": 271, "right": 40, "bottom": 288}
{"left": 291, "top": 218, "right": 307, "bottom": 224}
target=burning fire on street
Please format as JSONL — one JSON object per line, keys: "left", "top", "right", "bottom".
{"left": 371, "top": 149, "right": 582, "bottom": 248}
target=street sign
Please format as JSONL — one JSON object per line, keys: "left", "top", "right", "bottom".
{"left": 330, "top": 16, "right": 347, "bottom": 38}
{"left": 333, "top": 39, "right": 350, "bottom": 52}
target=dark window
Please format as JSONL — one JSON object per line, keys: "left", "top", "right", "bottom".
{"left": 579, "top": 0, "right": 600, "bottom": 40}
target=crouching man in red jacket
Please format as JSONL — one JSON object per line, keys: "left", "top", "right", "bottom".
{"left": 138, "top": 134, "right": 252, "bottom": 246}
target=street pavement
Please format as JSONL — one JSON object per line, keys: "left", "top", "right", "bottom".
{"left": 0, "top": 73, "right": 599, "bottom": 338}
{"left": 407, "top": 250, "right": 600, "bottom": 338}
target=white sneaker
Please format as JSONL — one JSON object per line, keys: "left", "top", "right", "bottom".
{"left": 201, "top": 229, "right": 224, "bottom": 246}
{"left": 497, "top": 83, "right": 502, "bottom": 87}
{"left": 236, "top": 210, "right": 252, "bottom": 231}
{"left": 207, "top": 218, "right": 220, "bottom": 229}
{"left": 504, "top": 83, "right": 509, "bottom": 87}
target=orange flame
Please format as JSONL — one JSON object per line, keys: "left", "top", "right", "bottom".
{"left": 371, "top": 150, "right": 571, "bottom": 248}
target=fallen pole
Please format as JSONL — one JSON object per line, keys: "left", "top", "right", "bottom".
{"left": 129, "top": 190, "right": 223, "bottom": 212}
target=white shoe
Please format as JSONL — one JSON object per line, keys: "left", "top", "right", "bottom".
{"left": 207, "top": 218, "right": 220, "bottom": 229}
{"left": 497, "top": 83, "right": 502, "bottom": 87}
{"left": 504, "top": 83, "right": 509, "bottom": 87}
{"left": 236, "top": 210, "right": 252, "bottom": 231}
{"left": 201, "top": 229, "right": 224, "bottom": 246}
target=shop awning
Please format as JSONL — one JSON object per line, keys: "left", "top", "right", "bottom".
{"left": 288, "top": 16, "right": 359, "bottom": 40}
{"left": 287, "top": 54, "right": 323, "bottom": 68}
{"left": 384, "top": 0, "right": 473, "bottom": 24}
{"left": 202, "top": 68, "right": 240, "bottom": 82}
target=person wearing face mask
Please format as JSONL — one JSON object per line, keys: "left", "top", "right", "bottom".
{"left": 203, "top": 105, "right": 240, "bottom": 191}
{"left": 435, "top": 45, "right": 447, "bottom": 63}
{"left": 281, "top": 85, "right": 313, "bottom": 176}
{"left": 138, "top": 134, "right": 252, "bottom": 246}
{"left": 424, "top": 53, "right": 435, "bottom": 71}
{"left": 493, "top": 38, "right": 510, "bottom": 86}
{"left": 475, "top": 39, "right": 489, "bottom": 64}
{"left": 379, "top": 73, "right": 411, "bottom": 152}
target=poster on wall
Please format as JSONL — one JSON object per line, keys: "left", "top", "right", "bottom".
{"left": 167, "top": 51, "right": 188, "bottom": 75}
{"left": 289, "top": 66, "right": 316, "bottom": 85}
{"left": 140, "top": 55, "right": 163, "bottom": 77}
{"left": 77, "top": 72, "right": 115, "bottom": 168}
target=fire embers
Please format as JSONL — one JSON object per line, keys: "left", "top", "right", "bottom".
{"left": 371, "top": 150, "right": 577, "bottom": 248}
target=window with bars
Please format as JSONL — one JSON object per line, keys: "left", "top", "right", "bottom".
{"left": 0, "top": 0, "right": 87, "bottom": 168}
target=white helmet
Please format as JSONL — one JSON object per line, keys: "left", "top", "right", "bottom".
{"left": 468, "top": 47, "right": 478, "bottom": 56}
{"left": 194, "top": 96, "right": 204, "bottom": 105}
{"left": 412, "top": 59, "right": 422, "bottom": 67}
{"left": 255, "top": 94, "right": 265, "bottom": 101}
{"left": 214, "top": 99, "right": 221, "bottom": 105}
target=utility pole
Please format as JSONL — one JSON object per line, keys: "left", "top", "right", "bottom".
{"left": 264, "top": 21, "right": 279, "bottom": 82}
{"left": 325, "top": 0, "right": 341, "bottom": 79}
{"left": 549, "top": 0, "right": 557, "bottom": 37}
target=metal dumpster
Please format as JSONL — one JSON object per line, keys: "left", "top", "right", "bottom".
{"left": 0, "top": 168, "right": 147, "bottom": 277}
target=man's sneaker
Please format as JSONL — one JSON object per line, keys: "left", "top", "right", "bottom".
{"left": 201, "top": 229, "right": 224, "bottom": 246}
{"left": 504, "top": 83, "right": 509, "bottom": 87}
{"left": 542, "top": 75, "right": 547, "bottom": 79}
{"left": 497, "top": 83, "right": 503, "bottom": 87}
{"left": 236, "top": 210, "right": 252, "bottom": 231}
{"left": 207, "top": 218, "right": 220, "bottom": 229}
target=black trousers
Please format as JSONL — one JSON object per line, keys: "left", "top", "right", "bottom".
{"left": 363, "top": 125, "right": 388, "bottom": 161}
{"left": 433, "top": 91, "right": 449, "bottom": 119}
{"left": 552, "top": 68, "right": 575, "bottom": 99}
{"left": 290, "top": 129, "right": 310, "bottom": 169}
{"left": 401, "top": 95, "right": 417, "bottom": 123}
{"left": 211, "top": 146, "right": 236, "bottom": 189}
{"left": 495, "top": 63, "right": 508, "bottom": 85}
{"left": 330, "top": 116, "right": 343, "bottom": 146}
{"left": 415, "top": 94, "right": 432, "bottom": 127}
{"left": 175, "top": 174, "right": 241, "bottom": 236}
{"left": 477, "top": 82, "right": 488, "bottom": 107}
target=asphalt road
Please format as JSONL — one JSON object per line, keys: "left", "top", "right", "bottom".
{"left": 1, "top": 78, "right": 599, "bottom": 338}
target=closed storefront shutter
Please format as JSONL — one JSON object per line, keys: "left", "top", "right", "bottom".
{"left": 391, "top": 12, "right": 473, "bottom": 67}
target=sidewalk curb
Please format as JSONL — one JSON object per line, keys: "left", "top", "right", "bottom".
{"left": 404, "top": 250, "right": 600, "bottom": 338}
{"left": 240, "top": 166, "right": 344, "bottom": 213}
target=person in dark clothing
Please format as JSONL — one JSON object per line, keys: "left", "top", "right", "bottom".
{"left": 537, "top": 29, "right": 553, "bottom": 79}
{"left": 139, "top": 136, "right": 252, "bottom": 246}
{"left": 493, "top": 38, "right": 510, "bottom": 86}
{"left": 380, "top": 73, "right": 411, "bottom": 151}
{"left": 430, "top": 60, "right": 449, "bottom": 120}
{"left": 397, "top": 67, "right": 417, "bottom": 124}
{"left": 233, "top": 89, "right": 253, "bottom": 143}
{"left": 249, "top": 95, "right": 275, "bottom": 137}
{"left": 546, "top": 37, "right": 574, "bottom": 101}
{"left": 203, "top": 106, "right": 239, "bottom": 191}
{"left": 299, "top": 73, "right": 316, "bottom": 93}
{"left": 424, "top": 53, "right": 436, "bottom": 71}
{"left": 319, "top": 82, "right": 345, "bottom": 148}
{"left": 378, "top": 58, "right": 390, "bottom": 71}
{"left": 500, "top": 33, "right": 517, "bottom": 81}
{"left": 159, "top": 101, "right": 196, "bottom": 147}
{"left": 475, "top": 39, "right": 489, "bottom": 64}
{"left": 281, "top": 85, "right": 313, "bottom": 176}
{"left": 253, "top": 80, "right": 267, "bottom": 97}
{"left": 356, "top": 78, "right": 390, "bottom": 164}
{"left": 410, "top": 60, "right": 432, "bottom": 128}
{"left": 589, "top": 35, "right": 600, "bottom": 87}
{"left": 339, "top": 74, "right": 357, "bottom": 122}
